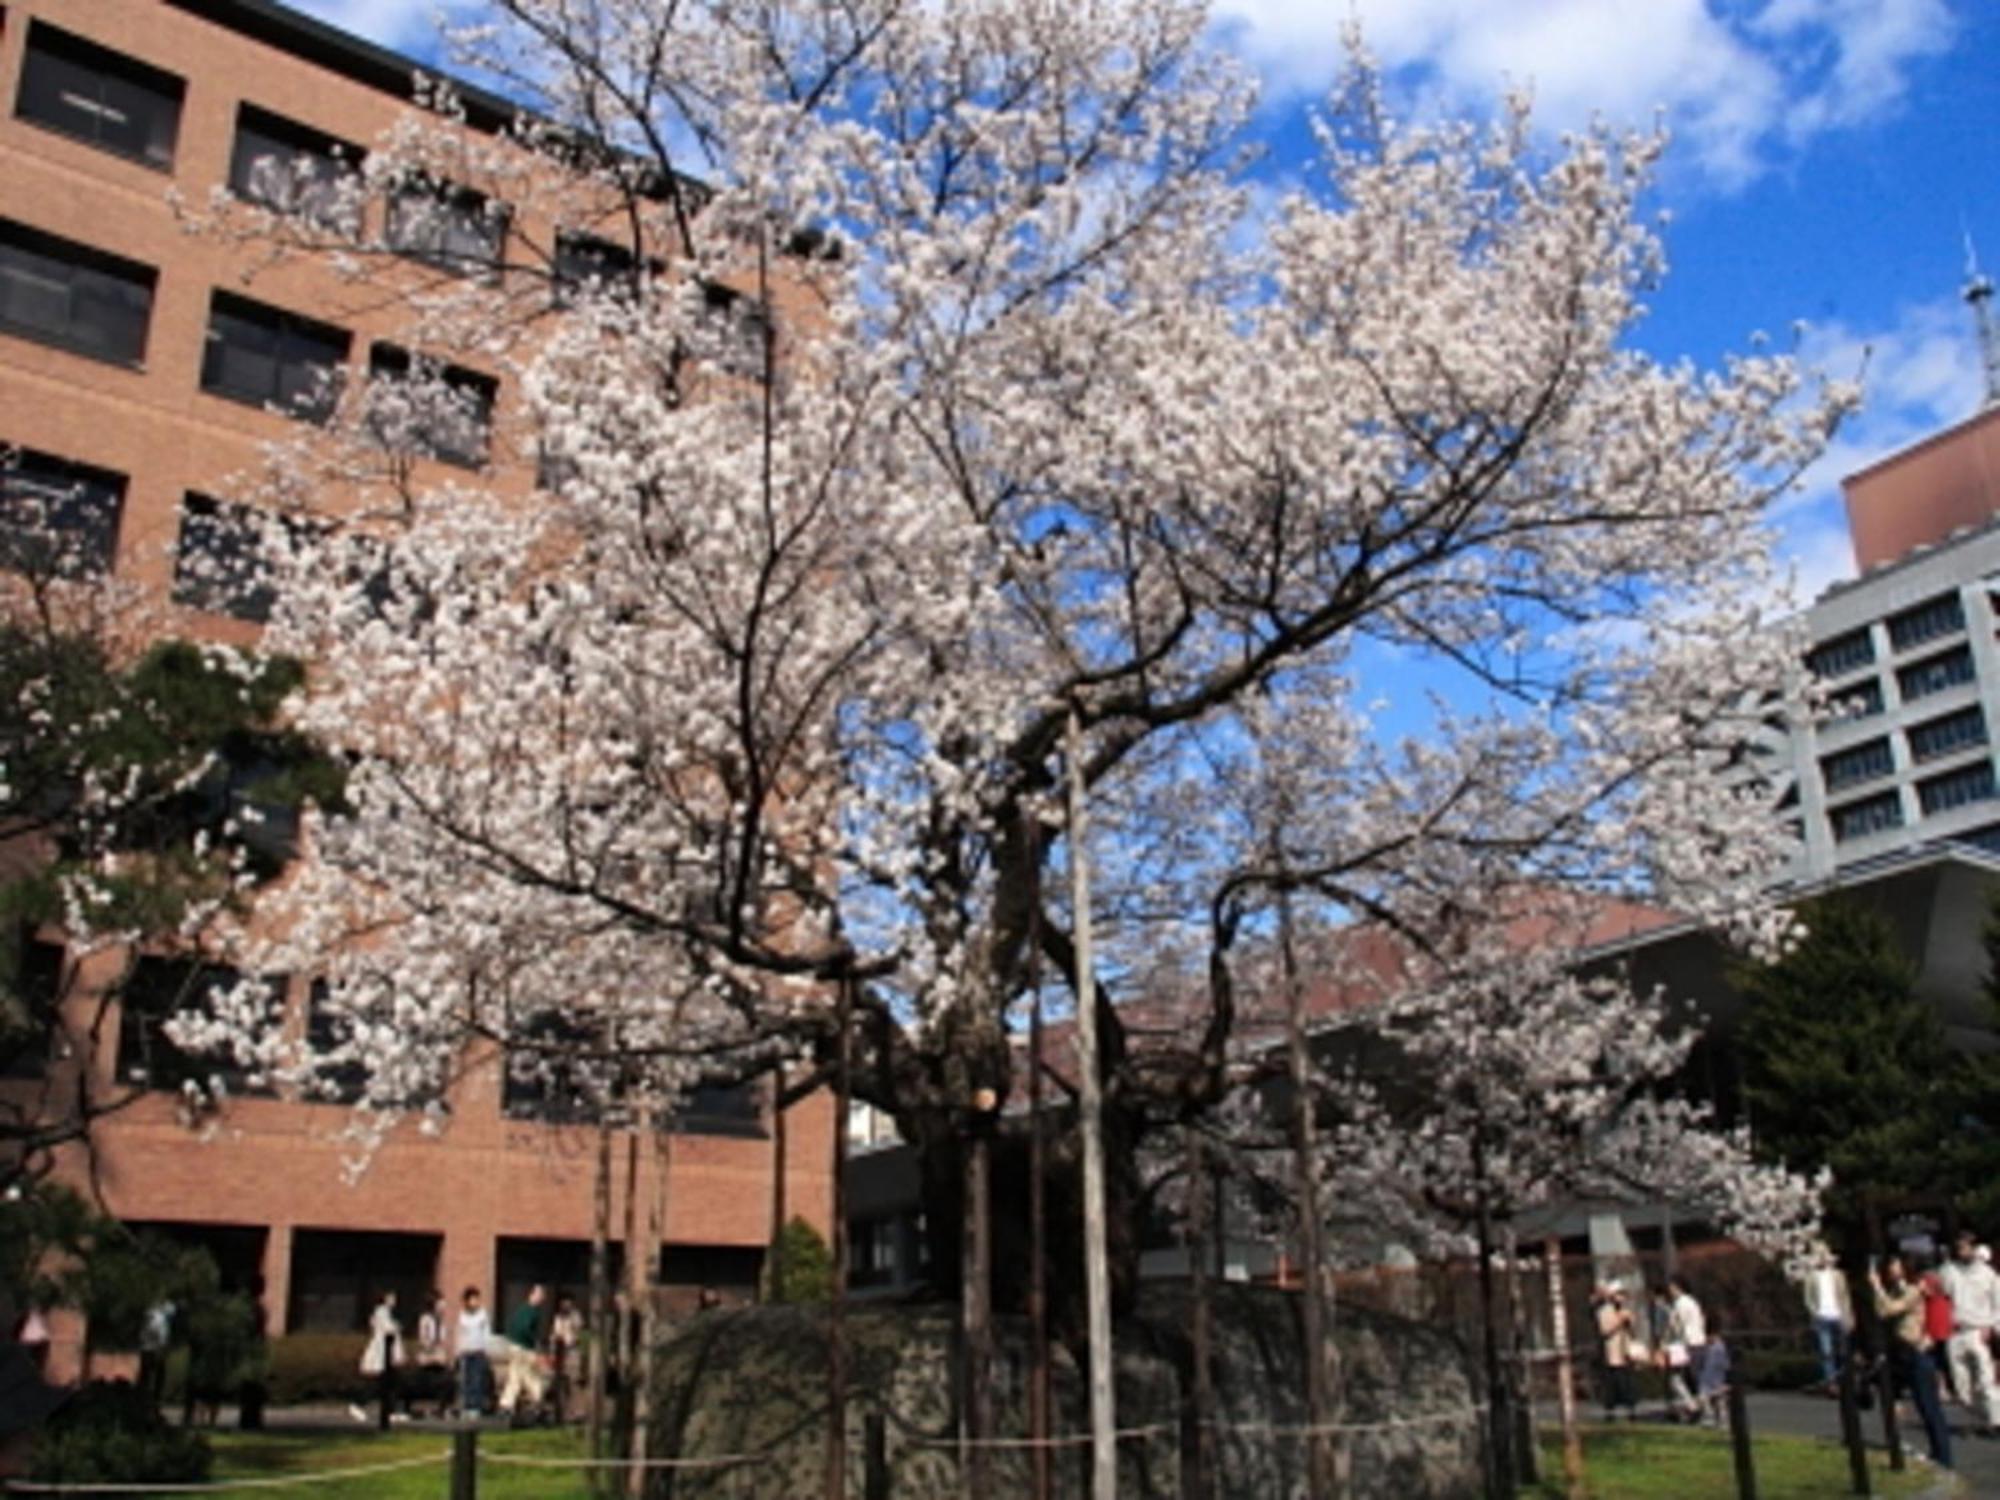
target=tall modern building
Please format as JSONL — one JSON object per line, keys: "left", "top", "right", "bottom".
{"left": 1776, "top": 399, "right": 2000, "bottom": 883}
{"left": 0, "top": 0, "right": 831, "bottom": 1375}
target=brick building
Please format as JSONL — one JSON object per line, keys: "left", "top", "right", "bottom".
{"left": 0, "top": 0, "right": 833, "bottom": 1373}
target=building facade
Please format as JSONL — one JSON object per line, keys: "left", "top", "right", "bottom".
{"left": 1777, "top": 404, "right": 2000, "bottom": 882}
{"left": 0, "top": 0, "right": 832, "bottom": 1371}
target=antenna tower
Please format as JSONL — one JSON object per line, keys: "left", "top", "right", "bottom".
{"left": 1968, "top": 233, "right": 2000, "bottom": 409}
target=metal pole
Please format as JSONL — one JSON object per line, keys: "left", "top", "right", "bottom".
{"left": 1184, "top": 1129, "right": 1215, "bottom": 1500}
{"left": 769, "top": 1063, "right": 789, "bottom": 1300}
{"left": 960, "top": 1132, "right": 993, "bottom": 1499}
{"left": 1278, "top": 885, "right": 1334, "bottom": 1498}
{"left": 452, "top": 1426, "right": 478, "bottom": 1500}
{"left": 1026, "top": 810, "right": 1052, "bottom": 1500}
{"left": 1067, "top": 707, "right": 1117, "bottom": 1500}
{"left": 1726, "top": 1377, "right": 1757, "bottom": 1500}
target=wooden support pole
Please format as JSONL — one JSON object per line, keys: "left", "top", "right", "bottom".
{"left": 452, "top": 1426, "right": 478, "bottom": 1500}
{"left": 825, "top": 974, "right": 854, "bottom": 1500}
{"left": 1836, "top": 1354, "right": 1871, "bottom": 1497}
{"left": 1067, "top": 707, "right": 1117, "bottom": 1500}
{"left": 1278, "top": 885, "right": 1335, "bottom": 1498}
{"left": 1026, "top": 812, "right": 1052, "bottom": 1500}
{"left": 1544, "top": 1239, "right": 1584, "bottom": 1500}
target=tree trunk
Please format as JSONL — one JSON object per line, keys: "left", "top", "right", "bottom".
{"left": 1504, "top": 1226, "right": 1538, "bottom": 1487}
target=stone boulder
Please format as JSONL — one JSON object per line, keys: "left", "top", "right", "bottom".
{"left": 645, "top": 1283, "right": 1481, "bottom": 1498}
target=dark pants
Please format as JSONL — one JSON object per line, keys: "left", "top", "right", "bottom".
{"left": 1894, "top": 1342, "right": 1953, "bottom": 1470}
{"left": 458, "top": 1352, "right": 493, "bottom": 1415}
{"left": 1600, "top": 1363, "right": 1638, "bottom": 1416}
{"left": 376, "top": 1365, "right": 398, "bottom": 1430}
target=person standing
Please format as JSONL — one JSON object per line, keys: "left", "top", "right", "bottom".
{"left": 548, "top": 1292, "right": 583, "bottom": 1424}
{"left": 357, "top": 1289, "right": 403, "bottom": 1430}
{"left": 1800, "top": 1248, "right": 1853, "bottom": 1391}
{"left": 455, "top": 1287, "right": 494, "bottom": 1418}
{"left": 1872, "top": 1256, "right": 1952, "bottom": 1471}
{"left": 1593, "top": 1285, "right": 1640, "bottom": 1420}
{"left": 498, "top": 1283, "right": 551, "bottom": 1421}
{"left": 414, "top": 1290, "right": 452, "bottom": 1419}
{"left": 1659, "top": 1278, "right": 1705, "bottom": 1423}
{"left": 1939, "top": 1231, "right": 2000, "bottom": 1435}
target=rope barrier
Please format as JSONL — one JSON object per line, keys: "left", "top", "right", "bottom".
{"left": 480, "top": 1450, "right": 766, "bottom": 1470}
{"left": 907, "top": 1423, "right": 1177, "bottom": 1451}
{"left": 1208, "top": 1404, "right": 1488, "bottom": 1438}
{"left": 2, "top": 1450, "right": 450, "bottom": 1495}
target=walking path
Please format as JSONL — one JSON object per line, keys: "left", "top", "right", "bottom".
{"left": 1745, "top": 1389, "right": 1999, "bottom": 1497}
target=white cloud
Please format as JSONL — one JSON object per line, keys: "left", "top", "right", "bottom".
{"left": 1213, "top": 0, "right": 1955, "bottom": 187}
{"left": 288, "top": 0, "right": 439, "bottom": 53}
{"left": 1767, "top": 294, "right": 1987, "bottom": 599}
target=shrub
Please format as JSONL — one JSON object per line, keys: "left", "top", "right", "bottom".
{"left": 262, "top": 1331, "right": 371, "bottom": 1406}
{"left": 31, "top": 1380, "right": 211, "bottom": 1486}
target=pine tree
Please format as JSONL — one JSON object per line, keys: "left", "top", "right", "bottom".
{"left": 1735, "top": 897, "right": 1996, "bottom": 1252}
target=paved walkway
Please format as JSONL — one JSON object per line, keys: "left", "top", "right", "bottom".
{"left": 1744, "top": 1389, "right": 1996, "bottom": 1497}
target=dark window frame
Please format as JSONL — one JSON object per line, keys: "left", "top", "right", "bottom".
{"left": 0, "top": 218, "right": 156, "bottom": 367}
{"left": 1886, "top": 592, "right": 1966, "bottom": 654}
{"left": 115, "top": 957, "right": 276, "bottom": 1097}
{"left": 200, "top": 290, "right": 351, "bottom": 423}
{"left": 1807, "top": 628, "right": 1876, "bottom": 681}
{"left": 1907, "top": 706, "right": 1989, "bottom": 766}
{"left": 228, "top": 103, "right": 364, "bottom": 230}
{"left": 365, "top": 343, "right": 498, "bottom": 469}
{"left": 385, "top": 178, "right": 508, "bottom": 278}
{"left": 0, "top": 445, "right": 126, "bottom": 577}
{"left": 1829, "top": 789, "right": 1904, "bottom": 844}
{"left": 1896, "top": 645, "right": 1977, "bottom": 704}
{"left": 1820, "top": 737, "right": 1894, "bottom": 795}
{"left": 1918, "top": 760, "right": 1997, "bottom": 817}
{"left": 172, "top": 492, "right": 302, "bottom": 624}
{"left": 15, "top": 21, "right": 185, "bottom": 171}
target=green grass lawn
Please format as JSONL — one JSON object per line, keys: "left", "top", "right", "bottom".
{"left": 208, "top": 1425, "right": 596, "bottom": 1500}
{"left": 1520, "top": 1424, "right": 1944, "bottom": 1499}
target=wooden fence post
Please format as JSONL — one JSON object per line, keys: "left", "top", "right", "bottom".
{"left": 1725, "top": 1378, "right": 1756, "bottom": 1500}
{"left": 1836, "top": 1354, "right": 1870, "bottom": 1497}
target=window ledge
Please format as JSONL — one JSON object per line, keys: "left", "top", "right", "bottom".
{"left": 0, "top": 319, "right": 146, "bottom": 371}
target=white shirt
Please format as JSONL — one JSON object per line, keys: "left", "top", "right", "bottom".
{"left": 456, "top": 1306, "right": 492, "bottom": 1356}
{"left": 1940, "top": 1258, "right": 2000, "bottom": 1332}
{"left": 1670, "top": 1292, "right": 1706, "bottom": 1348}
{"left": 1812, "top": 1268, "right": 1845, "bottom": 1321}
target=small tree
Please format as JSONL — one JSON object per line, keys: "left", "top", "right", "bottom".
{"left": 765, "top": 1216, "right": 834, "bottom": 1304}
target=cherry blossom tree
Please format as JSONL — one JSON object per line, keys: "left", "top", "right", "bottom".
{"left": 188, "top": 0, "right": 1845, "bottom": 1374}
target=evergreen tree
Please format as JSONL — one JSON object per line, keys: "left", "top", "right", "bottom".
{"left": 1735, "top": 897, "right": 2000, "bottom": 1252}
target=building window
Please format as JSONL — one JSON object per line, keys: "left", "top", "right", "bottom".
{"left": 1807, "top": 628, "right": 1875, "bottom": 680}
{"left": 386, "top": 179, "right": 506, "bottom": 276}
{"left": 674, "top": 1081, "right": 766, "bottom": 1139}
{"left": 1886, "top": 592, "right": 1966, "bottom": 653}
{"left": 1829, "top": 789, "right": 1904, "bottom": 843}
{"left": 1896, "top": 645, "right": 1976, "bottom": 703}
{"left": 0, "top": 218, "right": 155, "bottom": 366}
{"left": 15, "top": 22, "right": 184, "bottom": 170}
{"left": 2, "top": 934, "right": 65, "bottom": 1081}
{"left": 1907, "top": 706, "right": 1989, "bottom": 765}
{"left": 115, "top": 957, "right": 274, "bottom": 1096}
{"left": 694, "top": 279, "right": 770, "bottom": 381}
{"left": 551, "top": 231, "right": 639, "bottom": 305}
{"left": 304, "top": 979, "right": 365, "bottom": 1104}
{"left": 172, "top": 494, "right": 290, "bottom": 623}
{"left": 0, "top": 447, "right": 125, "bottom": 577}
{"left": 1918, "top": 760, "right": 1997, "bottom": 817}
{"left": 1820, "top": 737, "right": 1893, "bottom": 795}
{"left": 1956, "top": 824, "right": 2000, "bottom": 856}
{"left": 366, "top": 344, "right": 497, "bottom": 468}
{"left": 502, "top": 1015, "right": 601, "bottom": 1124}
{"left": 1831, "top": 678, "right": 1885, "bottom": 720}
{"left": 201, "top": 291, "right": 350, "bottom": 423}
{"left": 229, "top": 104, "right": 362, "bottom": 230}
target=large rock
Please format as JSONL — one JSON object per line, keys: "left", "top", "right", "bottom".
{"left": 646, "top": 1284, "right": 1481, "bottom": 1498}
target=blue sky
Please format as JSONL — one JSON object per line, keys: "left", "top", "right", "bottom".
{"left": 301, "top": 0, "right": 1999, "bottom": 605}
